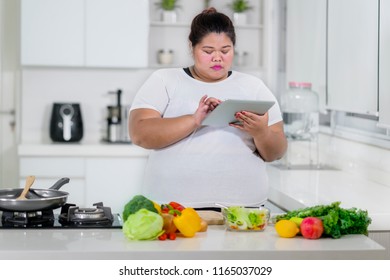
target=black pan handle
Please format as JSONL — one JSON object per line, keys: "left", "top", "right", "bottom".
{"left": 49, "top": 177, "right": 70, "bottom": 190}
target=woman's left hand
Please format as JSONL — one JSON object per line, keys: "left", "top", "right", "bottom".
{"left": 230, "top": 111, "right": 287, "bottom": 162}
{"left": 230, "top": 111, "right": 269, "bottom": 137}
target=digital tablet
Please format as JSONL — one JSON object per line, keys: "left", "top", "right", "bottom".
{"left": 202, "top": 99, "right": 275, "bottom": 126}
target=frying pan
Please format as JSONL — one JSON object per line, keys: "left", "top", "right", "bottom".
{"left": 0, "top": 177, "right": 70, "bottom": 212}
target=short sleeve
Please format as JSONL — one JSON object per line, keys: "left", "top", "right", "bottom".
{"left": 130, "top": 70, "right": 170, "bottom": 115}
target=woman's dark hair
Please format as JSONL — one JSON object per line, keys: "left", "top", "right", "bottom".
{"left": 189, "top": 7, "right": 236, "bottom": 47}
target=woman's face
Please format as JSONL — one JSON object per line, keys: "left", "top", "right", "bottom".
{"left": 192, "top": 32, "right": 234, "bottom": 82}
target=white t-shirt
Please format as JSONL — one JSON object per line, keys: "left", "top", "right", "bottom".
{"left": 130, "top": 68, "right": 282, "bottom": 207}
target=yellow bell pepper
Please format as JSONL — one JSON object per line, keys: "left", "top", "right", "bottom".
{"left": 173, "top": 208, "right": 202, "bottom": 237}
{"left": 152, "top": 201, "right": 162, "bottom": 214}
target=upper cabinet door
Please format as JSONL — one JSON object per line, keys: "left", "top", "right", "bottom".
{"left": 327, "top": 0, "right": 379, "bottom": 115}
{"left": 285, "top": 0, "right": 327, "bottom": 112}
{"left": 21, "top": 0, "right": 84, "bottom": 66}
{"left": 21, "top": 0, "right": 149, "bottom": 68}
{"left": 378, "top": 0, "right": 390, "bottom": 128}
{"left": 85, "top": 0, "right": 149, "bottom": 68}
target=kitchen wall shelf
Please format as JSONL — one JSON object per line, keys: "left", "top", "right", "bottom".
{"left": 233, "top": 24, "right": 264, "bottom": 30}
{"left": 148, "top": 0, "right": 266, "bottom": 71}
{"left": 150, "top": 21, "right": 263, "bottom": 30}
{"left": 21, "top": 0, "right": 266, "bottom": 73}
{"left": 150, "top": 21, "right": 190, "bottom": 27}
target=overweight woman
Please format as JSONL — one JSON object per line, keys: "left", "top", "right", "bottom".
{"left": 129, "top": 7, "right": 287, "bottom": 209}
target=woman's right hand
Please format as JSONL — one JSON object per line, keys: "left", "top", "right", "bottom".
{"left": 193, "top": 95, "right": 221, "bottom": 126}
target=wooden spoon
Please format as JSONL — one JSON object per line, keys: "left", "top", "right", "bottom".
{"left": 16, "top": 175, "right": 36, "bottom": 200}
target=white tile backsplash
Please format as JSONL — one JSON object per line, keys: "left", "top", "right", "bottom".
{"left": 319, "top": 133, "right": 390, "bottom": 187}
{"left": 281, "top": 133, "right": 390, "bottom": 188}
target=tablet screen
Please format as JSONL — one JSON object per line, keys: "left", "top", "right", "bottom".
{"left": 202, "top": 99, "right": 275, "bottom": 126}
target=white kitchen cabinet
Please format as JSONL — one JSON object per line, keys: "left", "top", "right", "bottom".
{"left": 327, "top": 0, "right": 379, "bottom": 115}
{"left": 19, "top": 157, "right": 86, "bottom": 208}
{"left": 85, "top": 0, "right": 149, "bottom": 68}
{"left": 21, "top": 0, "right": 149, "bottom": 68}
{"left": 285, "top": 0, "right": 327, "bottom": 112}
{"left": 21, "top": 0, "right": 84, "bottom": 66}
{"left": 19, "top": 157, "right": 85, "bottom": 178}
{"left": 85, "top": 157, "right": 147, "bottom": 214}
{"left": 18, "top": 155, "right": 148, "bottom": 214}
{"left": 378, "top": 0, "right": 390, "bottom": 128}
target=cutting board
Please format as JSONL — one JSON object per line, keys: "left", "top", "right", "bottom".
{"left": 197, "top": 210, "right": 224, "bottom": 225}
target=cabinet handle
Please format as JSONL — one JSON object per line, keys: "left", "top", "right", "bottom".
{"left": 0, "top": 109, "right": 16, "bottom": 130}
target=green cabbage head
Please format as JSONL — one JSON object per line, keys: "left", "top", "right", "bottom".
{"left": 122, "top": 208, "right": 164, "bottom": 240}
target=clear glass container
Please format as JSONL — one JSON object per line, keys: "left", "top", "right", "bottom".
{"left": 281, "top": 82, "right": 319, "bottom": 140}
{"left": 280, "top": 82, "right": 320, "bottom": 168}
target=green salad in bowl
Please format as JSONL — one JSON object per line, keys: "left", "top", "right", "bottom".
{"left": 222, "top": 206, "right": 270, "bottom": 231}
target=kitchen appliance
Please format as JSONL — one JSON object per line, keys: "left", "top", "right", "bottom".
{"left": 0, "top": 202, "right": 122, "bottom": 229}
{"left": 50, "top": 103, "right": 83, "bottom": 142}
{"left": 0, "top": 176, "right": 122, "bottom": 229}
{"left": 0, "top": 177, "right": 70, "bottom": 212}
{"left": 105, "top": 89, "right": 131, "bottom": 143}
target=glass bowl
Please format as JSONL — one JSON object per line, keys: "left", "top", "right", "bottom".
{"left": 222, "top": 206, "right": 270, "bottom": 231}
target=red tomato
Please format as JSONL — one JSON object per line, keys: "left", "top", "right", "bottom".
{"left": 158, "top": 233, "right": 167, "bottom": 241}
{"left": 168, "top": 232, "right": 177, "bottom": 240}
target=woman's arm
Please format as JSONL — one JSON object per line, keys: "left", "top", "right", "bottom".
{"left": 252, "top": 121, "right": 287, "bottom": 162}
{"left": 129, "top": 109, "right": 198, "bottom": 149}
{"left": 230, "top": 111, "right": 288, "bottom": 162}
{"left": 129, "top": 95, "right": 221, "bottom": 149}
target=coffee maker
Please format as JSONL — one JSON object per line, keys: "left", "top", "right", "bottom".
{"left": 106, "top": 89, "right": 131, "bottom": 143}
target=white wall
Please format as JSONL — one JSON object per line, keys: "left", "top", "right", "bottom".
{"left": 281, "top": 132, "right": 390, "bottom": 189}
{"left": 0, "top": 0, "right": 20, "bottom": 188}
{"left": 20, "top": 68, "right": 153, "bottom": 143}
{"left": 319, "top": 133, "right": 390, "bottom": 188}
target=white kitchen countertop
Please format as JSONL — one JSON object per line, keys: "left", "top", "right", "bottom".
{"left": 266, "top": 165, "right": 390, "bottom": 231}
{"left": 18, "top": 143, "right": 390, "bottom": 231}
{"left": 0, "top": 225, "right": 385, "bottom": 260}
{"left": 8, "top": 143, "right": 389, "bottom": 260}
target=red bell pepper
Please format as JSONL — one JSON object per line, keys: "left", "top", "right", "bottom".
{"left": 169, "top": 201, "right": 185, "bottom": 212}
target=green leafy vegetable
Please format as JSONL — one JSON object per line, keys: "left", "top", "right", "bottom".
{"left": 275, "top": 201, "right": 371, "bottom": 238}
{"left": 226, "top": 206, "right": 251, "bottom": 229}
{"left": 248, "top": 212, "right": 262, "bottom": 226}
{"left": 224, "top": 206, "right": 268, "bottom": 230}
{"left": 122, "top": 209, "right": 164, "bottom": 240}
{"left": 123, "top": 195, "right": 158, "bottom": 221}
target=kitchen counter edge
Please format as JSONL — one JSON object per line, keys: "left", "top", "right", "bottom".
{"left": 18, "top": 143, "right": 150, "bottom": 157}
{"left": 0, "top": 226, "right": 385, "bottom": 260}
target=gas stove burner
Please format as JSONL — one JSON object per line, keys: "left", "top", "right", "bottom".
{"left": 73, "top": 208, "right": 105, "bottom": 220}
{"left": 1, "top": 210, "right": 55, "bottom": 228}
{"left": 0, "top": 202, "right": 122, "bottom": 229}
{"left": 59, "top": 202, "right": 114, "bottom": 227}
